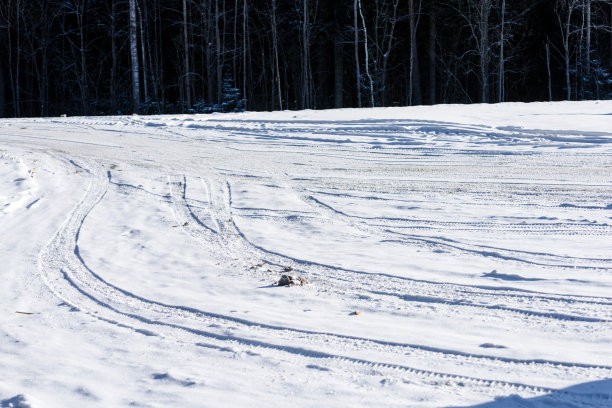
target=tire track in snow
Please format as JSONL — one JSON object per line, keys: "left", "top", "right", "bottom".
{"left": 282, "top": 176, "right": 611, "bottom": 270}
{"left": 34, "top": 155, "right": 612, "bottom": 402}
{"left": 277, "top": 173, "right": 611, "bottom": 275}
{"left": 166, "top": 175, "right": 612, "bottom": 373}
{"left": 213, "top": 172, "right": 612, "bottom": 325}
{"left": 188, "top": 172, "right": 612, "bottom": 330}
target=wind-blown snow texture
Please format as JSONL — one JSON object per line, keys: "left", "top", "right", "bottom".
{"left": 0, "top": 101, "right": 611, "bottom": 407}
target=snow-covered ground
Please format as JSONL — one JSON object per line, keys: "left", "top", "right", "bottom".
{"left": 1, "top": 101, "right": 611, "bottom": 407}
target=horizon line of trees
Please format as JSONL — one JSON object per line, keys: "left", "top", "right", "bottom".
{"left": 1, "top": 0, "right": 612, "bottom": 118}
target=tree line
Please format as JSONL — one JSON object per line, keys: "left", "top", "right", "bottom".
{"left": 1, "top": 0, "right": 611, "bottom": 117}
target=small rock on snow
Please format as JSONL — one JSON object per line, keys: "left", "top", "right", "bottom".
{"left": 277, "top": 274, "right": 308, "bottom": 286}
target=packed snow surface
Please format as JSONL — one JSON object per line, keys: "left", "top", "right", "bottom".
{"left": 1, "top": 101, "right": 611, "bottom": 407}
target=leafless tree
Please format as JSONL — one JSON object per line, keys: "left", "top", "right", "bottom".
{"left": 546, "top": 38, "right": 553, "bottom": 101}
{"left": 333, "top": 16, "right": 344, "bottom": 109}
{"left": 555, "top": 0, "right": 580, "bottom": 100}
{"left": 300, "top": 0, "right": 314, "bottom": 109}
{"left": 429, "top": 2, "right": 437, "bottom": 104}
{"left": 271, "top": 0, "right": 282, "bottom": 110}
{"left": 7, "top": 0, "right": 21, "bottom": 116}
{"left": 375, "top": 0, "right": 400, "bottom": 106}
{"left": 408, "top": 0, "right": 422, "bottom": 105}
{"left": 353, "top": 0, "right": 362, "bottom": 107}
{"left": 498, "top": 0, "right": 505, "bottom": 102}
{"left": 453, "top": 0, "right": 493, "bottom": 103}
{"left": 182, "top": 0, "right": 191, "bottom": 109}
{"left": 215, "top": 0, "right": 223, "bottom": 105}
{"left": 129, "top": 0, "right": 140, "bottom": 112}
{"left": 358, "top": 0, "right": 375, "bottom": 107}
{"left": 243, "top": 0, "right": 248, "bottom": 110}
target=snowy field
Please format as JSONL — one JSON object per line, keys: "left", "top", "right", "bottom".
{"left": 1, "top": 101, "right": 611, "bottom": 407}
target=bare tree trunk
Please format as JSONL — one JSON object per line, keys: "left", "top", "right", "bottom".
{"left": 555, "top": 0, "right": 580, "bottom": 100}
{"left": 9, "top": 0, "right": 21, "bottom": 116}
{"left": 353, "top": 0, "right": 361, "bottom": 108}
{"left": 408, "top": 0, "right": 422, "bottom": 105}
{"left": 142, "top": 0, "right": 159, "bottom": 111}
{"left": 203, "top": 1, "right": 214, "bottom": 104}
{"left": 578, "top": 0, "right": 585, "bottom": 98}
{"left": 271, "top": 0, "right": 282, "bottom": 110}
{"left": 334, "top": 38, "right": 343, "bottom": 109}
{"left": 233, "top": 0, "right": 238, "bottom": 83}
{"left": 381, "top": 0, "right": 399, "bottom": 106}
{"left": 428, "top": 3, "right": 436, "bottom": 105}
{"left": 242, "top": 0, "right": 247, "bottom": 109}
{"left": 302, "top": 0, "right": 308, "bottom": 108}
{"left": 15, "top": 3, "right": 22, "bottom": 116}
{"left": 358, "top": 0, "right": 374, "bottom": 107}
{"left": 498, "top": 0, "right": 505, "bottom": 103}
{"left": 565, "top": 30, "right": 571, "bottom": 101}
{"left": 0, "top": 63, "right": 5, "bottom": 117}
{"left": 301, "top": 0, "right": 313, "bottom": 109}
{"left": 546, "top": 40, "right": 552, "bottom": 101}
{"left": 153, "top": 0, "right": 164, "bottom": 110}
{"left": 557, "top": 0, "right": 575, "bottom": 100}
{"left": 110, "top": 0, "right": 117, "bottom": 110}
{"left": 585, "top": 0, "right": 591, "bottom": 79}
{"left": 138, "top": 4, "right": 149, "bottom": 103}
{"left": 37, "top": 0, "right": 51, "bottom": 116}
{"left": 479, "top": 0, "right": 490, "bottom": 103}
{"left": 215, "top": 0, "right": 222, "bottom": 105}
{"left": 409, "top": 0, "right": 415, "bottom": 105}
{"left": 183, "top": 0, "right": 191, "bottom": 109}
{"left": 129, "top": 0, "right": 140, "bottom": 113}
{"left": 77, "top": 0, "right": 88, "bottom": 114}
{"left": 222, "top": 0, "right": 227, "bottom": 101}
{"left": 41, "top": 48, "right": 48, "bottom": 116}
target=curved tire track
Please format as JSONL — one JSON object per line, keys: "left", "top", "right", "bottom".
{"left": 34, "top": 156, "right": 612, "bottom": 403}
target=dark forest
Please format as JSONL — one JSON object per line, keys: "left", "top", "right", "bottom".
{"left": 1, "top": 0, "right": 611, "bottom": 117}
